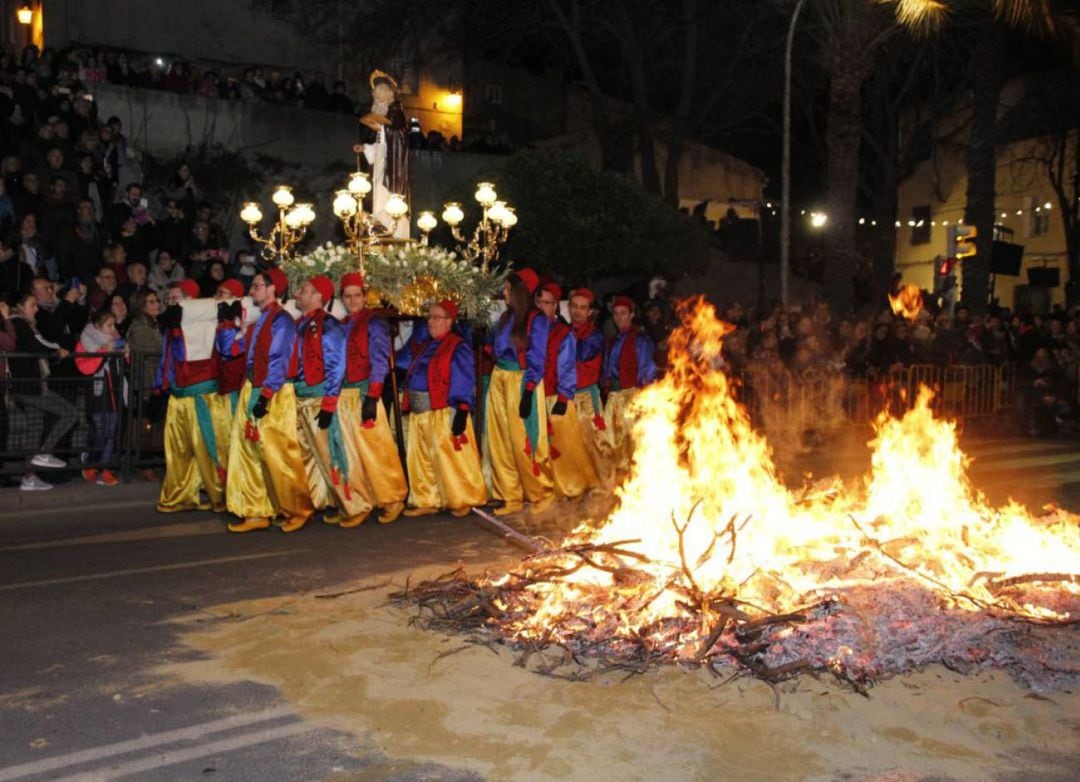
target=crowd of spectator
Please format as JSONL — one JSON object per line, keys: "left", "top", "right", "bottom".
{"left": 632, "top": 282, "right": 1080, "bottom": 440}
{"left": 50, "top": 44, "right": 512, "bottom": 155}
{"left": 0, "top": 42, "right": 286, "bottom": 491}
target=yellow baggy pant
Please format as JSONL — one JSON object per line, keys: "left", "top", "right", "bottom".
{"left": 406, "top": 407, "right": 487, "bottom": 512}
{"left": 337, "top": 387, "right": 408, "bottom": 509}
{"left": 158, "top": 390, "right": 232, "bottom": 512}
{"left": 225, "top": 381, "right": 314, "bottom": 522}
{"left": 573, "top": 389, "right": 614, "bottom": 488}
{"left": 603, "top": 387, "right": 639, "bottom": 476}
{"left": 483, "top": 367, "right": 553, "bottom": 505}
{"left": 545, "top": 394, "right": 599, "bottom": 498}
{"left": 295, "top": 394, "right": 373, "bottom": 521}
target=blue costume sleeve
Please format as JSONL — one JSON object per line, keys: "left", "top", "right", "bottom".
{"left": 215, "top": 324, "right": 245, "bottom": 358}
{"left": 367, "top": 317, "right": 390, "bottom": 396}
{"left": 524, "top": 313, "right": 548, "bottom": 388}
{"left": 556, "top": 330, "right": 577, "bottom": 400}
{"left": 637, "top": 333, "right": 658, "bottom": 385}
{"left": 322, "top": 318, "right": 345, "bottom": 402}
{"left": 448, "top": 340, "right": 476, "bottom": 409}
{"left": 261, "top": 311, "right": 295, "bottom": 396}
{"left": 154, "top": 331, "right": 171, "bottom": 390}
{"left": 578, "top": 329, "right": 604, "bottom": 363}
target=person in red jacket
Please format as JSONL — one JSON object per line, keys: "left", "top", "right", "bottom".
{"left": 602, "top": 295, "right": 657, "bottom": 475}
{"left": 483, "top": 268, "right": 553, "bottom": 516}
{"left": 292, "top": 274, "right": 373, "bottom": 529}
{"left": 224, "top": 267, "right": 314, "bottom": 533}
{"left": 155, "top": 278, "right": 232, "bottom": 512}
{"left": 535, "top": 281, "right": 598, "bottom": 499}
{"left": 568, "top": 287, "right": 613, "bottom": 487}
{"left": 336, "top": 271, "right": 407, "bottom": 525}
{"left": 395, "top": 299, "right": 486, "bottom": 516}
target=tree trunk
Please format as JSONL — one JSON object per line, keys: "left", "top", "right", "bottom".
{"left": 823, "top": 60, "right": 865, "bottom": 314}
{"left": 962, "top": 23, "right": 1008, "bottom": 314}
{"left": 663, "top": 0, "right": 698, "bottom": 206}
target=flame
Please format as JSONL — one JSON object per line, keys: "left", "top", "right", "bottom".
{"left": 508, "top": 298, "right": 1080, "bottom": 645}
{"left": 888, "top": 284, "right": 924, "bottom": 321}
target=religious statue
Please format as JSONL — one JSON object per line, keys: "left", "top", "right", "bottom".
{"left": 359, "top": 69, "right": 409, "bottom": 239}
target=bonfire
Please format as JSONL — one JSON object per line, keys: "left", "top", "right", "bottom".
{"left": 394, "top": 299, "right": 1080, "bottom": 694}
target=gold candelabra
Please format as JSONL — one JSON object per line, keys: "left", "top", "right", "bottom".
{"left": 332, "top": 160, "right": 409, "bottom": 276}
{"left": 240, "top": 186, "right": 316, "bottom": 262}
{"left": 415, "top": 182, "right": 516, "bottom": 270}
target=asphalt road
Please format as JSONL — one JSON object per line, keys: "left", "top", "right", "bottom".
{"left": 2, "top": 433, "right": 1079, "bottom": 781}
{"left": 0, "top": 501, "right": 515, "bottom": 781}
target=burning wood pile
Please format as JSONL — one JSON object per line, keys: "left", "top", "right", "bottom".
{"left": 393, "top": 299, "right": 1080, "bottom": 694}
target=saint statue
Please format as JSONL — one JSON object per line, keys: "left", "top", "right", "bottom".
{"left": 359, "top": 69, "right": 409, "bottom": 239}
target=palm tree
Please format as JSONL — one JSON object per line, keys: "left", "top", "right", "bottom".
{"left": 814, "top": 0, "right": 896, "bottom": 313}
{"left": 888, "top": 0, "right": 1063, "bottom": 312}
{"left": 814, "top": 0, "right": 1061, "bottom": 312}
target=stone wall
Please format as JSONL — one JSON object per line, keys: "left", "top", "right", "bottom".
{"left": 94, "top": 83, "right": 358, "bottom": 166}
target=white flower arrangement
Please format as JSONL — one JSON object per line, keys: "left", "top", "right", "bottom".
{"left": 282, "top": 242, "right": 507, "bottom": 323}
{"left": 282, "top": 242, "right": 361, "bottom": 293}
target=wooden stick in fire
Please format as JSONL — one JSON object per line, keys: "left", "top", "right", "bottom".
{"left": 471, "top": 507, "right": 545, "bottom": 553}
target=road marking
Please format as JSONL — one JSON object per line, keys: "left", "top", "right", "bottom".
{"left": 0, "top": 521, "right": 226, "bottom": 552}
{"left": 50, "top": 721, "right": 314, "bottom": 781}
{"left": 969, "top": 452, "right": 1080, "bottom": 472}
{"left": 0, "top": 551, "right": 299, "bottom": 592}
{"left": 0, "top": 707, "right": 295, "bottom": 781}
{"left": 962, "top": 441, "right": 1071, "bottom": 458}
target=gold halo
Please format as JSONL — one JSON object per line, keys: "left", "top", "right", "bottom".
{"left": 368, "top": 69, "right": 398, "bottom": 91}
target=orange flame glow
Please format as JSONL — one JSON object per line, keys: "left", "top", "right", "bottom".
{"left": 888, "top": 284, "right": 924, "bottom": 321}
{"left": 510, "top": 299, "right": 1080, "bottom": 645}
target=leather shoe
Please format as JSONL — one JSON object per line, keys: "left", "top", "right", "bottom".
{"left": 279, "top": 516, "right": 310, "bottom": 533}
{"left": 227, "top": 517, "right": 270, "bottom": 533}
{"left": 378, "top": 501, "right": 405, "bottom": 523}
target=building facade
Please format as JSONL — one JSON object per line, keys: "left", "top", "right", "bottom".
{"left": 896, "top": 128, "right": 1076, "bottom": 313}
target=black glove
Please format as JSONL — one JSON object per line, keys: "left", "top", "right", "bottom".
{"left": 451, "top": 408, "right": 468, "bottom": 437}
{"left": 160, "top": 304, "right": 183, "bottom": 329}
{"left": 551, "top": 399, "right": 567, "bottom": 417}
{"left": 228, "top": 299, "right": 243, "bottom": 319}
{"left": 317, "top": 409, "right": 334, "bottom": 429}
{"left": 144, "top": 390, "right": 169, "bottom": 423}
{"left": 518, "top": 388, "right": 533, "bottom": 419}
{"left": 252, "top": 395, "right": 269, "bottom": 419}
{"left": 216, "top": 301, "right": 233, "bottom": 323}
{"left": 361, "top": 395, "right": 379, "bottom": 423}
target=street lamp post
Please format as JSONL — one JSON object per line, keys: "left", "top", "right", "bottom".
{"left": 781, "top": 0, "right": 807, "bottom": 307}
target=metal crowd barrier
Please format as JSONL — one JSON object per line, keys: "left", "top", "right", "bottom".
{"left": 1, "top": 349, "right": 1025, "bottom": 480}
{"left": 0, "top": 350, "right": 163, "bottom": 480}
{"left": 739, "top": 362, "right": 1020, "bottom": 434}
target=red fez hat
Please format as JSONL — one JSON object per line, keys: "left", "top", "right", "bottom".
{"left": 263, "top": 267, "right": 288, "bottom": 296}
{"left": 435, "top": 299, "right": 459, "bottom": 321}
{"left": 612, "top": 295, "right": 636, "bottom": 311}
{"left": 339, "top": 272, "right": 365, "bottom": 292}
{"left": 541, "top": 281, "right": 562, "bottom": 301}
{"left": 309, "top": 275, "right": 334, "bottom": 304}
{"left": 514, "top": 267, "right": 540, "bottom": 294}
{"left": 217, "top": 278, "right": 244, "bottom": 298}
{"left": 177, "top": 279, "right": 200, "bottom": 300}
{"left": 569, "top": 287, "right": 596, "bottom": 304}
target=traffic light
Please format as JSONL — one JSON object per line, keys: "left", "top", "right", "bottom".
{"left": 956, "top": 225, "right": 977, "bottom": 259}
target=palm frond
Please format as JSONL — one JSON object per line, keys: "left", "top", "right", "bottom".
{"left": 888, "top": 0, "right": 951, "bottom": 34}
{"left": 992, "top": 0, "right": 1057, "bottom": 34}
